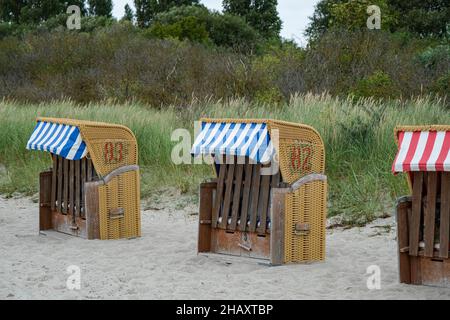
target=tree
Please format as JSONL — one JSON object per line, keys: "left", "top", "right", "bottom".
{"left": 388, "top": 0, "right": 449, "bottom": 37}
{"left": 0, "top": 0, "right": 87, "bottom": 24}
{"left": 150, "top": 5, "right": 261, "bottom": 51}
{"left": 122, "top": 4, "right": 134, "bottom": 21}
{"left": 88, "top": 0, "right": 113, "bottom": 17}
{"left": 305, "top": 0, "right": 450, "bottom": 40}
{"left": 328, "top": 0, "right": 395, "bottom": 32}
{"left": 304, "top": 0, "right": 344, "bottom": 40}
{"left": 0, "top": 0, "right": 27, "bottom": 23}
{"left": 223, "top": 0, "right": 281, "bottom": 38}
{"left": 134, "top": 0, "right": 199, "bottom": 27}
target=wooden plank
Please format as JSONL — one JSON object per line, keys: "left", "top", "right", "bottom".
{"left": 84, "top": 182, "right": 100, "bottom": 239}
{"left": 87, "top": 158, "right": 92, "bottom": 181}
{"left": 409, "top": 256, "right": 422, "bottom": 285}
{"left": 256, "top": 173, "right": 271, "bottom": 235}
{"left": 57, "top": 156, "right": 63, "bottom": 213}
{"left": 270, "top": 191, "right": 285, "bottom": 265}
{"left": 75, "top": 160, "right": 81, "bottom": 218}
{"left": 198, "top": 182, "right": 216, "bottom": 252}
{"left": 51, "top": 156, "right": 57, "bottom": 211}
{"left": 229, "top": 163, "right": 244, "bottom": 231}
{"left": 424, "top": 172, "right": 437, "bottom": 257}
{"left": 69, "top": 160, "right": 74, "bottom": 220}
{"left": 219, "top": 163, "right": 235, "bottom": 229}
{"left": 238, "top": 162, "right": 253, "bottom": 232}
{"left": 80, "top": 158, "right": 87, "bottom": 218}
{"left": 396, "top": 198, "right": 411, "bottom": 284}
{"left": 39, "top": 171, "right": 53, "bottom": 230}
{"left": 440, "top": 172, "right": 450, "bottom": 259}
{"left": 212, "top": 162, "right": 227, "bottom": 228}
{"left": 248, "top": 164, "right": 262, "bottom": 232}
{"left": 409, "top": 172, "right": 423, "bottom": 256}
{"left": 63, "top": 158, "right": 69, "bottom": 214}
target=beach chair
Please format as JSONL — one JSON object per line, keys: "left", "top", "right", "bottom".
{"left": 192, "top": 119, "right": 327, "bottom": 265}
{"left": 393, "top": 125, "right": 450, "bottom": 287}
{"left": 27, "top": 117, "right": 141, "bottom": 240}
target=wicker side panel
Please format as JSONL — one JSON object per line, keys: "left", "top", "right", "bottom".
{"left": 98, "top": 170, "right": 141, "bottom": 239}
{"left": 79, "top": 125, "right": 138, "bottom": 177}
{"left": 270, "top": 121, "right": 325, "bottom": 184}
{"left": 284, "top": 180, "right": 326, "bottom": 263}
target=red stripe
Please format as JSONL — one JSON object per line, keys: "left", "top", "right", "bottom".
{"left": 435, "top": 131, "right": 450, "bottom": 171}
{"left": 403, "top": 132, "right": 420, "bottom": 172}
{"left": 392, "top": 131, "right": 405, "bottom": 173}
{"left": 418, "top": 131, "right": 436, "bottom": 171}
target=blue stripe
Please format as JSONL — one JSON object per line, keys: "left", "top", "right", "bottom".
{"left": 205, "top": 123, "right": 225, "bottom": 154}
{"left": 216, "top": 123, "right": 236, "bottom": 154}
{"left": 51, "top": 125, "right": 71, "bottom": 154}
{"left": 59, "top": 129, "right": 80, "bottom": 158}
{"left": 26, "top": 122, "right": 88, "bottom": 160}
{"left": 235, "top": 123, "right": 256, "bottom": 156}
{"left": 39, "top": 123, "right": 57, "bottom": 151}
{"left": 191, "top": 122, "right": 275, "bottom": 164}
{"left": 32, "top": 122, "right": 53, "bottom": 148}
{"left": 29, "top": 121, "right": 47, "bottom": 147}
{"left": 46, "top": 124, "right": 66, "bottom": 153}
{"left": 74, "top": 142, "right": 87, "bottom": 160}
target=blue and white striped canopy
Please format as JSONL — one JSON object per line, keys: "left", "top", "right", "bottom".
{"left": 26, "top": 121, "right": 88, "bottom": 160}
{"left": 191, "top": 122, "right": 276, "bottom": 164}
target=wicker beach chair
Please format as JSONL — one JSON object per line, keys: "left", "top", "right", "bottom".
{"left": 27, "top": 117, "right": 141, "bottom": 240}
{"left": 192, "top": 118, "right": 327, "bottom": 265}
{"left": 393, "top": 125, "right": 450, "bottom": 287}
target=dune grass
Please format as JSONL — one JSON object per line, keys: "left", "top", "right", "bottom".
{"left": 0, "top": 94, "right": 448, "bottom": 225}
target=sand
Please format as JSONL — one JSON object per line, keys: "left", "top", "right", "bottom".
{"left": 1, "top": 191, "right": 450, "bottom": 300}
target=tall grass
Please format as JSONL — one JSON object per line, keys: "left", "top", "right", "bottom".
{"left": 0, "top": 95, "right": 448, "bottom": 224}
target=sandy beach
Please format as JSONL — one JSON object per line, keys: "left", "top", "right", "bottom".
{"left": 1, "top": 191, "right": 450, "bottom": 300}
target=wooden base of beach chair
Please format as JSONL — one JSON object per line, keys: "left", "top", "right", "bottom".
{"left": 198, "top": 171, "right": 327, "bottom": 265}
{"left": 396, "top": 172, "right": 450, "bottom": 288}
{"left": 39, "top": 155, "right": 140, "bottom": 240}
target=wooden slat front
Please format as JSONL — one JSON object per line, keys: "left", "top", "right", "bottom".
{"left": 81, "top": 158, "right": 87, "bottom": 218}
{"left": 63, "top": 158, "right": 69, "bottom": 214}
{"left": 397, "top": 199, "right": 411, "bottom": 284}
{"left": 440, "top": 172, "right": 450, "bottom": 258}
{"left": 51, "top": 156, "right": 57, "bottom": 211}
{"left": 410, "top": 172, "right": 423, "bottom": 256}
{"left": 424, "top": 172, "right": 437, "bottom": 257}
{"left": 220, "top": 163, "right": 235, "bottom": 229}
{"left": 229, "top": 163, "right": 244, "bottom": 231}
{"left": 238, "top": 162, "right": 253, "bottom": 232}
{"left": 57, "top": 156, "right": 63, "bottom": 213}
{"left": 257, "top": 173, "right": 271, "bottom": 235}
{"left": 75, "top": 160, "right": 81, "bottom": 218}
{"left": 248, "top": 164, "right": 262, "bottom": 232}
{"left": 212, "top": 162, "right": 227, "bottom": 228}
{"left": 69, "top": 160, "right": 74, "bottom": 220}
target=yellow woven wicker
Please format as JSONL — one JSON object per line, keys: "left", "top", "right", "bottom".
{"left": 394, "top": 125, "right": 450, "bottom": 192}
{"left": 38, "top": 117, "right": 141, "bottom": 240}
{"left": 200, "top": 118, "right": 327, "bottom": 263}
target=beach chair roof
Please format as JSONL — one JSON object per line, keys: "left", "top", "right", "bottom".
{"left": 392, "top": 125, "right": 450, "bottom": 173}
{"left": 26, "top": 117, "right": 138, "bottom": 176}
{"left": 191, "top": 119, "right": 276, "bottom": 164}
{"left": 191, "top": 118, "right": 325, "bottom": 183}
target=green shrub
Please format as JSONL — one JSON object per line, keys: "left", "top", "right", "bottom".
{"left": 152, "top": 5, "right": 261, "bottom": 51}
{"left": 351, "top": 71, "right": 401, "bottom": 99}
{"left": 433, "top": 72, "right": 450, "bottom": 96}
{"left": 146, "top": 16, "right": 210, "bottom": 44}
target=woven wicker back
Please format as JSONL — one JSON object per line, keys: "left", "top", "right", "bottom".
{"left": 269, "top": 120, "right": 326, "bottom": 263}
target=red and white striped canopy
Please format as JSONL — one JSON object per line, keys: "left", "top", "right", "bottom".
{"left": 392, "top": 129, "right": 450, "bottom": 173}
